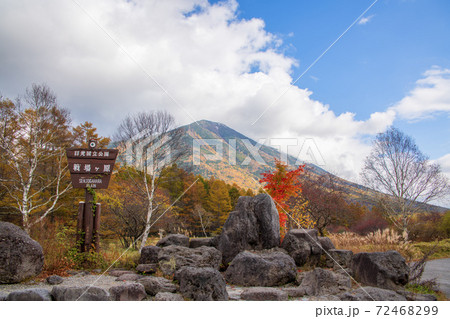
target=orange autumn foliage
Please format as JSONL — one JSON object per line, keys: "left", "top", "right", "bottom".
{"left": 259, "top": 159, "right": 304, "bottom": 231}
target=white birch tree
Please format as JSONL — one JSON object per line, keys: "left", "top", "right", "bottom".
{"left": 0, "top": 84, "right": 72, "bottom": 233}
{"left": 113, "top": 111, "right": 185, "bottom": 252}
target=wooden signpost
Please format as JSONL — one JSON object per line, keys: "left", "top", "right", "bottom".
{"left": 66, "top": 139, "right": 118, "bottom": 253}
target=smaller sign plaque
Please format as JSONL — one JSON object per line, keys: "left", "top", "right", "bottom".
{"left": 70, "top": 174, "right": 112, "bottom": 189}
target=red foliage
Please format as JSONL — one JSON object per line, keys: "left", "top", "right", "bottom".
{"left": 259, "top": 159, "right": 304, "bottom": 229}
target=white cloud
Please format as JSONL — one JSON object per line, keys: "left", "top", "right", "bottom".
{"left": 390, "top": 67, "right": 450, "bottom": 120}
{"left": 433, "top": 154, "right": 450, "bottom": 207}
{"left": 358, "top": 15, "right": 374, "bottom": 25}
{"left": 0, "top": 0, "right": 396, "bottom": 183}
{"left": 435, "top": 154, "right": 450, "bottom": 180}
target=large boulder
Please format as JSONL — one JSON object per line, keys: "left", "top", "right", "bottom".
{"left": 139, "top": 246, "right": 161, "bottom": 264}
{"left": 338, "top": 286, "right": 407, "bottom": 301}
{"left": 224, "top": 250, "right": 296, "bottom": 287}
{"left": 281, "top": 229, "right": 323, "bottom": 266}
{"left": 241, "top": 287, "right": 288, "bottom": 301}
{"left": 318, "top": 237, "right": 335, "bottom": 251}
{"left": 158, "top": 245, "right": 222, "bottom": 276}
{"left": 176, "top": 267, "right": 228, "bottom": 301}
{"left": 325, "top": 249, "right": 353, "bottom": 269}
{"left": 189, "top": 237, "right": 217, "bottom": 249}
{"left": 298, "top": 268, "right": 351, "bottom": 296}
{"left": 51, "top": 286, "right": 110, "bottom": 301}
{"left": 6, "top": 288, "right": 52, "bottom": 301}
{"left": 351, "top": 250, "right": 409, "bottom": 290}
{"left": 156, "top": 234, "right": 189, "bottom": 248}
{"left": 0, "top": 222, "right": 44, "bottom": 284}
{"left": 109, "top": 282, "right": 147, "bottom": 301}
{"left": 217, "top": 194, "right": 280, "bottom": 265}
{"left": 138, "top": 276, "right": 177, "bottom": 296}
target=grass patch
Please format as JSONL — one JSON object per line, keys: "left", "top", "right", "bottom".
{"left": 412, "top": 239, "right": 450, "bottom": 260}
{"left": 405, "top": 282, "right": 448, "bottom": 301}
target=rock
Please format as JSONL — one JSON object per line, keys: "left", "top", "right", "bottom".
{"left": 51, "top": 286, "right": 110, "bottom": 301}
{"left": 0, "top": 222, "right": 44, "bottom": 284}
{"left": 0, "top": 292, "right": 7, "bottom": 301}
{"left": 398, "top": 290, "right": 438, "bottom": 301}
{"left": 109, "top": 282, "right": 147, "bottom": 301}
{"left": 227, "top": 286, "right": 244, "bottom": 301}
{"left": 351, "top": 250, "right": 409, "bottom": 290}
{"left": 318, "top": 237, "right": 335, "bottom": 251}
{"left": 108, "top": 270, "right": 136, "bottom": 277}
{"left": 308, "top": 295, "right": 341, "bottom": 301}
{"left": 6, "top": 288, "right": 52, "bottom": 301}
{"left": 67, "top": 270, "right": 80, "bottom": 276}
{"left": 156, "top": 234, "right": 189, "bottom": 248}
{"left": 138, "top": 276, "right": 177, "bottom": 296}
{"left": 139, "top": 246, "right": 161, "bottom": 264}
{"left": 338, "top": 286, "right": 407, "bottom": 301}
{"left": 325, "top": 249, "right": 353, "bottom": 269}
{"left": 176, "top": 267, "right": 228, "bottom": 301}
{"left": 158, "top": 245, "right": 222, "bottom": 276}
{"left": 224, "top": 250, "right": 296, "bottom": 287}
{"left": 189, "top": 237, "right": 216, "bottom": 248}
{"left": 217, "top": 194, "right": 280, "bottom": 265}
{"left": 335, "top": 268, "right": 354, "bottom": 277}
{"left": 299, "top": 268, "right": 351, "bottom": 296}
{"left": 282, "top": 287, "right": 306, "bottom": 298}
{"left": 115, "top": 273, "right": 143, "bottom": 281}
{"left": 154, "top": 292, "right": 184, "bottom": 301}
{"left": 241, "top": 287, "right": 288, "bottom": 301}
{"left": 281, "top": 229, "right": 323, "bottom": 266}
{"left": 46, "top": 275, "right": 64, "bottom": 285}
{"left": 136, "top": 263, "right": 158, "bottom": 274}
{"left": 410, "top": 294, "right": 438, "bottom": 301}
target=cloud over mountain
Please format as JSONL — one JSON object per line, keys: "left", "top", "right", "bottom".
{"left": 0, "top": 0, "right": 446, "bottom": 184}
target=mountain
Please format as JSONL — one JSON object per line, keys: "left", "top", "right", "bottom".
{"left": 175, "top": 120, "right": 447, "bottom": 213}
{"left": 177, "top": 119, "right": 324, "bottom": 190}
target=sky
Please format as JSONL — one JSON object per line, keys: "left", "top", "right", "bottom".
{"left": 0, "top": 0, "right": 449, "bottom": 201}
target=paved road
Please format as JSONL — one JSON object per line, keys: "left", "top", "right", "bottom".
{"left": 421, "top": 258, "right": 450, "bottom": 298}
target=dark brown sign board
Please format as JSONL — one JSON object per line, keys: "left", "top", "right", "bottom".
{"left": 66, "top": 148, "right": 118, "bottom": 189}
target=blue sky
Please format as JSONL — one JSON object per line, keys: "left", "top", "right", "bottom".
{"left": 0, "top": 0, "right": 449, "bottom": 186}
{"left": 235, "top": 0, "right": 450, "bottom": 159}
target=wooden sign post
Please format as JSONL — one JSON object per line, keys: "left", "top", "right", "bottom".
{"left": 66, "top": 139, "right": 118, "bottom": 253}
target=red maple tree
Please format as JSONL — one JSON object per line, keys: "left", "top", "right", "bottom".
{"left": 259, "top": 159, "right": 304, "bottom": 231}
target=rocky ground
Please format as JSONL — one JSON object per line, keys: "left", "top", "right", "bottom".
{"left": 0, "top": 194, "right": 443, "bottom": 301}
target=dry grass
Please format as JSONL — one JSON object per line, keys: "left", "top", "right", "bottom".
{"left": 100, "top": 240, "right": 141, "bottom": 270}
{"left": 329, "top": 229, "right": 423, "bottom": 261}
{"left": 31, "top": 220, "right": 77, "bottom": 277}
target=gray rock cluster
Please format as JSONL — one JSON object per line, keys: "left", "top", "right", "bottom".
{"left": 0, "top": 195, "right": 424, "bottom": 302}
